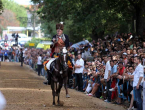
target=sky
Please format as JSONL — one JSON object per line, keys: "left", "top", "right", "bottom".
{"left": 13, "top": 0, "right": 32, "bottom": 5}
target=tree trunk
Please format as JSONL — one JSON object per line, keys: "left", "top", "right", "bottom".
{"left": 136, "top": 6, "right": 145, "bottom": 37}
{"left": 33, "top": 14, "right": 36, "bottom": 37}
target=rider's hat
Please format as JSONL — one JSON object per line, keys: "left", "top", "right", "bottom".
{"left": 56, "top": 23, "right": 64, "bottom": 30}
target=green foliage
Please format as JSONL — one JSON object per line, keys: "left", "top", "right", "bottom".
{"left": 1, "top": 0, "right": 27, "bottom": 27}
{"left": 31, "top": 0, "right": 145, "bottom": 42}
{"left": 0, "top": 0, "right": 3, "bottom": 14}
{"left": 24, "top": 37, "right": 51, "bottom": 48}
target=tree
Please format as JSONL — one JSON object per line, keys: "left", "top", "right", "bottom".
{"left": 25, "top": 4, "right": 40, "bottom": 37}
{"left": 0, "top": 9, "right": 20, "bottom": 32}
{"left": 0, "top": 0, "right": 3, "bottom": 13}
{"left": 106, "top": 0, "right": 145, "bottom": 36}
{"left": 2, "top": 0, "right": 28, "bottom": 27}
{"left": 31, "top": 0, "right": 145, "bottom": 42}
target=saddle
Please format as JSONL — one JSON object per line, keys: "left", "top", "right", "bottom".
{"left": 46, "top": 58, "right": 57, "bottom": 72}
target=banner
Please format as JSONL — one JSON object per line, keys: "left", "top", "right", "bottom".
{"left": 29, "top": 43, "right": 35, "bottom": 47}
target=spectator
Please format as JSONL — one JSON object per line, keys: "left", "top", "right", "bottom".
{"left": 4, "top": 49, "right": 8, "bottom": 62}
{"left": 82, "top": 46, "right": 91, "bottom": 61}
{"left": 37, "top": 54, "right": 43, "bottom": 76}
{"left": 101, "top": 55, "right": 111, "bottom": 102}
{"left": 4, "top": 34, "right": 8, "bottom": 43}
{"left": 20, "top": 48, "right": 24, "bottom": 67}
{"left": 129, "top": 56, "right": 144, "bottom": 110}
{"left": 74, "top": 54, "right": 84, "bottom": 92}
{"left": 109, "top": 60, "right": 118, "bottom": 100}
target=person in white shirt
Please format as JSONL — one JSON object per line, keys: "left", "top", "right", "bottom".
{"left": 74, "top": 54, "right": 84, "bottom": 92}
{"left": 37, "top": 54, "right": 43, "bottom": 76}
{"left": 128, "top": 56, "right": 143, "bottom": 110}
{"left": 101, "top": 55, "right": 111, "bottom": 102}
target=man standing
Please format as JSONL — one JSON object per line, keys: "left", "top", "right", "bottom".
{"left": 20, "top": 48, "right": 24, "bottom": 67}
{"left": 103, "top": 55, "right": 111, "bottom": 102}
{"left": 4, "top": 49, "right": 8, "bottom": 62}
{"left": 37, "top": 54, "right": 43, "bottom": 76}
{"left": 109, "top": 60, "right": 118, "bottom": 99}
{"left": 82, "top": 46, "right": 91, "bottom": 61}
{"left": 15, "top": 33, "right": 19, "bottom": 45}
{"left": 15, "top": 48, "right": 19, "bottom": 62}
{"left": 129, "top": 56, "right": 144, "bottom": 110}
{"left": 4, "top": 34, "right": 8, "bottom": 43}
{"left": 74, "top": 54, "right": 84, "bottom": 92}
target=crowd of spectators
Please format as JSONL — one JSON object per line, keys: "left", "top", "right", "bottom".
{"left": 0, "top": 46, "right": 19, "bottom": 63}
{"left": 0, "top": 33, "right": 145, "bottom": 110}
{"left": 68, "top": 34, "right": 145, "bottom": 110}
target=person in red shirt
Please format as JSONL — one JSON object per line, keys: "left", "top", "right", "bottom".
{"left": 114, "top": 62, "right": 125, "bottom": 79}
{"left": 110, "top": 62, "right": 125, "bottom": 104}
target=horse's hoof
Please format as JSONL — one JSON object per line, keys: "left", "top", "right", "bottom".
{"left": 52, "top": 102, "right": 55, "bottom": 106}
{"left": 57, "top": 101, "right": 64, "bottom": 106}
{"left": 66, "top": 94, "right": 70, "bottom": 98}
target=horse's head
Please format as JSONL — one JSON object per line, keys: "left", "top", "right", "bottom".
{"left": 59, "top": 47, "right": 68, "bottom": 71}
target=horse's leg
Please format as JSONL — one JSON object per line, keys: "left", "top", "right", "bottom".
{"left": 57, "top": 81, "right": 63, "bottom": 105}
{"left": 51, "top": 80, "right": 55, "bottom": 105}
{"left": 55, "top": 82, "right": 58, "bottom": 96}
{"left": 64, "top": 77, "right": 70, "bottom": 98}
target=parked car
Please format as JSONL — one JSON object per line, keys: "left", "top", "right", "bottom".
{"left": 18, "top": 34, "right": 32, "bottom": 42}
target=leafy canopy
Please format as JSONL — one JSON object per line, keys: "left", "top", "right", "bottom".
{"left": 2, "top": 0, "right": 28, "bottom": 27}
{"left": 31, "top": 0, "right": 145, "bottom": 42}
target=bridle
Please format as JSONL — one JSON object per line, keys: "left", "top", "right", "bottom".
{"left": 52, "top": 47, "right": 68, "bottom": 73}
{"left": 59, "top": 52, "right": 68, "bottom": 71}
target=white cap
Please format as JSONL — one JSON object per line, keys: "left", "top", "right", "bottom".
{"left": 123, "top": 53, "right": 127, "bottom": 55}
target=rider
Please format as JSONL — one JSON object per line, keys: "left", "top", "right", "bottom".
{"left": 50, "top": 23, "right": 70, "bottom": 57}
{"left": 44, "top": 23, "right": 70, "bottom": 85}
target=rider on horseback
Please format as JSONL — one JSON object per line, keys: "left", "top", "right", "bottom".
{"left": 50, "top": 23, "right": 70, "bottom": 57}
{"left": 44, "top": 23, "right": 71, "bottom": 85}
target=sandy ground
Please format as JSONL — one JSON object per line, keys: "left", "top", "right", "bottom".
{"left": 0, "top": 62, "right": 126, "bottom": 110}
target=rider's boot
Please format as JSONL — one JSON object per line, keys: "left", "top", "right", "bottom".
{"left": 43, "top": 70, "right": 51, "bottom": 85}
{"left": 47, "top": 70, "right": 51, "bottom": 85}
{"left": 43, "top": 81, "right": 48, "bottom": 85}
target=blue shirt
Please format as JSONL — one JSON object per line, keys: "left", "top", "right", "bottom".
{"left": 96, "top": 68, "right": 98, "bottom": 72}
{"left": 0, "top": 50, "right": 3, "bottom": 56}
{"left": 4, "top": 50, "right": 8, "bottom": 56}
{"left": 111, "top": 65, "right": 118, "bottom": 75}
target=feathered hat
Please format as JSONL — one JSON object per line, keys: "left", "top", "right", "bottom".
{"left": 56, "top": 22, "right": 64, "bottom": 30}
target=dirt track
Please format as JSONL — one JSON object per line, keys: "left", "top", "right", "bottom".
{"left": 0, "top": 62, "right": 125, "bottom": 110}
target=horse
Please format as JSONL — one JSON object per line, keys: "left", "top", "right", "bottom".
{"left": 49, "top": 51, "right": 70, "bottom": 106}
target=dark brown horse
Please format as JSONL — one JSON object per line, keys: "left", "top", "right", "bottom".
{"left": 50, "top": 52, "right": 69, "bottom": 106}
